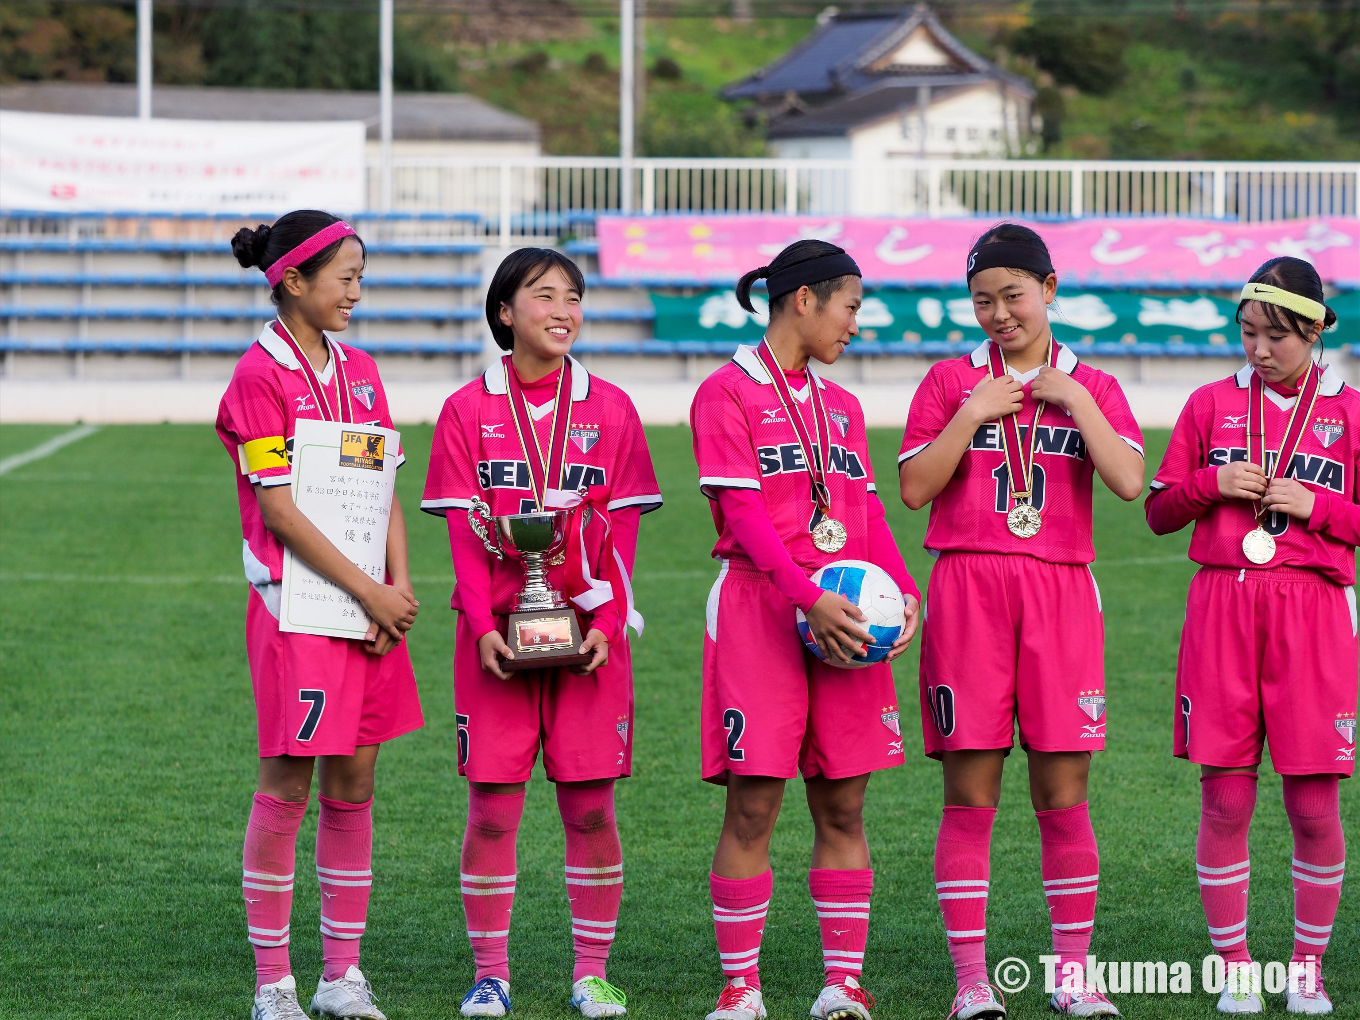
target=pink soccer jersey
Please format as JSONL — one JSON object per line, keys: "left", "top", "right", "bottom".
{"left": 899, "top": 340, "right": 1144, "bottom": 564}
{"left": 1149, "top": 365, "right": 1360, "bottom": 586}
{"left": 421, "top": 354, "right": 663, "bottom": 615}
{"left": 691, "top": 345, "right": 879, "bottom": 569}
{"left": 217, "top": 322, "right": 405, "bottom": 585}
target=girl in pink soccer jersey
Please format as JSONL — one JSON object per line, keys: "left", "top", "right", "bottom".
{"left": 899, "top": 223, "right": 1145, "bottom": 1019}
{"left": 1147, "top": 256, "right": 1355, "bottom": 1016}
{"left": 217, "top": 210, "right": 424, "bottom": 1020}
{"left": 691, "top": 239, "right": 921, "bottom": 1020}
{"left": 422, "top": 248, "right": 662, "bottom": 1019}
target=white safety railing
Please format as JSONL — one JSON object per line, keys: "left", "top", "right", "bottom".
{"left": 370, "top": 157, "right": 1360, "bottom": 238}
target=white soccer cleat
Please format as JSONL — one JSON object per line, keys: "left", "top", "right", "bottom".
{"left": 571, "top": 976, "right": 628, "bottom": 1017}
{"left": 706, "top": 978, "right": 767, "bottom": 1020}
{"left": 1285, "top": 981, "right": 1333, "bottom": 1015}
{"left": 310, "top": 965, "right": 386, "bottom": 1020}
{"left": 1216, "top": 987, "right": 1264, "bottom": 1014}
{"left": 1050, "top": 985, "right": 1120, "bottom": 1016}
{"left": 251, "top": 975, "right": 310, "bottom": 1020}
{"left": 461, "top": 977, "right": 512, "bottom": 1017}
{"left": 948, "top": 982, "right": 1006, "bottom": 1020}
{"left": 809, "top": 977, "right": 875, "bottom": 1020}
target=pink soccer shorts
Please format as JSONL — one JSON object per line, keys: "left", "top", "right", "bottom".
{"left": 918, "top": 551, "right": 1107, "bottom": 758}
{"left": 246, "top": 588, "right": 424, "bottom": 758}
{"left": 1175, "top": 566, "right": 1357, "bottom": 776}
{"left": 700, "top": 559, "right": 904, "bottom": 784}
{"left": 452, "top": 610, "right": 635, "bottom": 784}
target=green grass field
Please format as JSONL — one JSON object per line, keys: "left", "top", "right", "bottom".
{"left": 1, "top": 423, "right": 1356, "bottom": 1019}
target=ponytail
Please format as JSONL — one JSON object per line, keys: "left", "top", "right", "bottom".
{"left": 736, "top": 239, "right": 861, "bottom": 319}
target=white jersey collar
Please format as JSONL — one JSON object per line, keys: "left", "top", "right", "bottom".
{"left": 256, "top": 321, "right": 348, "bottom": 381}
{"left": 732, "top": 343, "right": 827, "bottom": 401}
{"left": 969, "top": 338, "right": 1078, "bottom": 376}
{"left": 1233, "top": 361, "right": 1343, "bottom": 408}
{"left": 483, "top": 353, "right": 591, "bottom": 402}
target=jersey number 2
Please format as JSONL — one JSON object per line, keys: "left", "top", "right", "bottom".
{"left": 992, "top": 463, "right": 1046, "bottom": 513}
{"left": 297, "top": 690, "right": 325, "bottom": 742}
{"left": 723, "top": 708, "right": 746, "bottom": 761}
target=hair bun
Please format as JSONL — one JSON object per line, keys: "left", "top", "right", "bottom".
{"left": 230, "top": 223, "right": 272, "bottom": 269}
{"left": 756, "top": 265, "right": 770, "bottom": 277}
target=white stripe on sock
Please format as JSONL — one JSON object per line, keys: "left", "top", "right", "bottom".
{"left": 1043, "top": 874, "right": 1099, "bottom": 887}
{"left": 1211, "top": 934, "right": 1247, "bottom": 948}
{"left": 571, "top": 918, "right": 618, "bottom": 929}
{"left": 1292, "top": 871, "right": 1345, "bottom": 886}
{"left": 565, "top": 864, "right": 622, "bottom": 875}
{"left": 1052, "top": 921, "right": 1094, "bottom": 931}
{"left": 566, "top": 876, "right": 623, "bottom": 886}
{"left": 1197, "top": 860, "right": 1250, "bottom": 876}
{"left": 248, "top": 935, "right": 290, "bottom": 948}
{"left": 243, "top": 881, "right": 294, "bottom": 892}
{"left": 812, "top": 899, "right": 871, "bottom": 909}
{"left": 1207, "top": 920, "right": 1247, "bottom": 935}
{"left": 823, "top": 950, "right": 865, "bottom": 959}
{"left": 935, "top": 879, "right": 988, "bottom": 889}
{"left": 319, "top": 925, "right": 363, "bottom": 940}
{"left": 1199, "top": 873, "right": 1251, "bottom": 887}
{"left": 946, "top": 928, "right": 987, "bottom": 939}
{"left": 1044, "top": 885, "right": 1099, "bottom": 896}
{"left": 467, "top": 929, "right": 511, "bottom": 939}
{"left": 815, "top": 910, "right": 870, "bottom": 919}
{"left": 714, "top": 900, "right": 770, "bottom": 914}
{"left": 315, "top": 866, "right": 372, "bottom": 877}
{"left": 573, "top": 927, "right": 617, "bottom": 941}
{"left": 248, "top": 925, "right": 290, "bottom": 937}
{"left": 1295, "top": 920, "right": 1333, "bottom": 934}
{"left": 244, "top": 870, "right": 295, "bottom": 882}
{"left": 937, "top": 891, "right": 989, "bottom": 900}
{"left": 462, "top": 885, "right": 517, "bottom": 895}
{"left": 1292, "top": 858, "right": 1345, "bottom": 874}
{"left": 713, "top": 911, "right": 768, "bottom": 923}
{"left": 1294, "top": 932, "right": 1331, "bottom": 946}
{"left": 460, "top": 872, "right": 518, "bottom": 883}
{"left": 319, "top": 917, "right": 366, "bottom": 930}
{"left": 719, "top": 949, "right": 762, "bottom": 962}
{"left": 316, "top": 876, "right": 372, "bottom": 887}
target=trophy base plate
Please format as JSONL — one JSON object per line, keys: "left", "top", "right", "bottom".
{"left": 500, "top": 608, "right": 593, "bottom": 671}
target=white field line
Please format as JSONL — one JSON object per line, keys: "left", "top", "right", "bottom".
{"left": 0, "top": 425, "right": 99, "bottom": 476}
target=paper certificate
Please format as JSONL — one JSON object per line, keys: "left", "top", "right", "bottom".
{"left": 279, "top": 418, "right": 400, "bottom": 639}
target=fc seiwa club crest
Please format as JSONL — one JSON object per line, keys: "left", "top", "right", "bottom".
{"left": 571, "top": 424, "right": 601, "bottom": 453}
{"left": 616, "top": 716, "right": 630, "bottom": 744}
{"left": 351, "top": 382, "right": 376, "bottom": 411}
{"left": 1078, "top": 691, "right": 1106, "bottom": 721}
{"left": 881, "top": 709, "right": 901, "bottom": 736}
{"left": 1337, "top": 714, "right": 1357, "bottom": 746}
{"left": 1313, "top": 418, "right": 1345, "bottom": 449}
{"left": 829, "top": 410, "right": 851, "bottom": 438}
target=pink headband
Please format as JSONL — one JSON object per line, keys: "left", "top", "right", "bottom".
{"left": 264, "top": 221, "right": 358, "bottom": 288}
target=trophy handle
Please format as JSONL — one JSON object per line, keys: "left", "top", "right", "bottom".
{"left": 467, "top": 497, "right": 503, "bottom": 561}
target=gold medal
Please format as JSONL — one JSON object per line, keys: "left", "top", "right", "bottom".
{"left": 1242, "top": 526, "right": 1276, "bottom": 565}
{"left": 811, "top": 517, "right": 848, "bottom": 553}
{"left": 1007, "top": 503, "right": 1042, "bottom": 539}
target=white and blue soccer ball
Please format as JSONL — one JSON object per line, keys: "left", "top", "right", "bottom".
{"left": 796, "top": 559, "right": 906, "bottom": 669}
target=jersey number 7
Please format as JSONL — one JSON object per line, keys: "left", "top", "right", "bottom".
{"left": 297, "top": 689, "right": 326, "bottom": 742}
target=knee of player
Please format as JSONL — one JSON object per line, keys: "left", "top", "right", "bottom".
{"left": 725, "top": 800, "right": 781, "bottom": 844}
{"left": 811, "top": 801, "right": 865, "bottom": 840}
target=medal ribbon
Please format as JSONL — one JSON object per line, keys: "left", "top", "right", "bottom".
{"left": 986, "top": 338, "right": 1060, "bottom": 506}
{"left": 756, "top": 338, "right": 833, "bottom": 515}
{"left": 272, "top": 319, "right": 353, "bottom": 424}
{"left": 504, "top": 357, "right": 573, "bottom": 512}
{"left": 1247, "top": 360, "right": 1323, "bottom": 520}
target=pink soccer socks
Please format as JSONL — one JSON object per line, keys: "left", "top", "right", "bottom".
{"left": 1197, "top": 774, "right": 1257, "bottom": 965}
{"left": 460, "top": 788, "right": 525, "bottom": 983}
{"left": 1283, "top": 774, "right": 1345, "bottom": 974}
{"left": 809, "top": 868, "right": 873, "bottom": 986}
{"left": 243, "top": 793, "right": 309, "bottom": 992}
{"left": 315, "top": 795, "right": 374, "bottom": 982}
{"left": 711, "top": 870, "right": 773, "bottom": 990}
{"left": 1037, "top": 802, "right": 1101, "bottom": 978}
{"left": 557, "top": 783, "right": 625, "bottom": 982}
{"left": 934, "top": 806, "right": 995, "bottom": 990}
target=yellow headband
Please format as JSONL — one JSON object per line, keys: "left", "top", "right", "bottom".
{"left": 1239, "top": 282, "right": 1326, "bottom": 325}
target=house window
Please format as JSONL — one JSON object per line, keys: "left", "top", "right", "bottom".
{"left": 967, "top": 127, "right": 980, "bottom": 140}
{"left": 945, "top": 126, "right": 957, "bottom": 140}
{"left": 989, "top": 128, "right": 1000, "bottom": 140}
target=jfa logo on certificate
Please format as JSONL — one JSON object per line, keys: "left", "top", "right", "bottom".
{"left": 340, "top": 431, "right": 385, "bottom": 471}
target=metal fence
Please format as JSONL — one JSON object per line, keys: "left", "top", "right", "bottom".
{"left": 372, "top": 157, "right": 1360, "bottom": 240}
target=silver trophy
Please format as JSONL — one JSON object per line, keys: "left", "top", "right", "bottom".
{"left": 468, "top": 498, "right": 590, "bottom": 669}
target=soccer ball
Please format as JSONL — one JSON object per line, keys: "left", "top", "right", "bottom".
{"left": 796, "top": 559, "right": 906, "bottom": 669}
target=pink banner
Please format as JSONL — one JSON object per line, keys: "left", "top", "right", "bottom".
{"left": 598, "top": 215, "right": 1360, "bottom": 288}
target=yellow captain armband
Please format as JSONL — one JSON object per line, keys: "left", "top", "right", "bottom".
{"left": 239, "top": 435, "right": 289, "bottom": 475}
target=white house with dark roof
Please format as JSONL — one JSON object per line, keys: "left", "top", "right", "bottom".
{"left": 724, "top": 3, "right": 1034, "bottom": 160}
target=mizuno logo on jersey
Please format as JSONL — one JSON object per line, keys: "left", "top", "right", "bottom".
{"left": 970, "top": 423, "right": 1087, "bottom": 460}
{"left": 477, "top": 459, "right": 607, "bottom": 491}
{"left": 760, "top": 408, "right": 787, "bottom": 424}
{"left": 756, "top": 443, "right": 867, "bottom": 480}
{"left": 1221, "top": 414, "right": 1247, "bottom": 428}
{"left": 1207, "top": 447, "right": 1345, "bottom": 493}
{"left": 481, "top": 423, "right": 506, "bottom": 438}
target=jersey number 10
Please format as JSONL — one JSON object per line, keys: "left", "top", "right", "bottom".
{"left": 992, "top": 463, "right": 1047, "bottom": 514}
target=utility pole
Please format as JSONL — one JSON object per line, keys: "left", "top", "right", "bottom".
{"left": 379, "top": 0, "right": 394, "bottom": 211}
{"left": 619, "top": 0, "right": 634, "bottom": 213}
{"left": 137, "top": 0, "right": 152, "bottom": 119}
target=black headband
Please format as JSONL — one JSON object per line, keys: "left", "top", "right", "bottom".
{"left": 966, "top": 241, "right": 1054, "bottom": 284}
{"left": 762, "top": 252, "right": 862, "bottom": 301}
